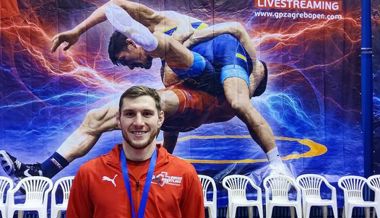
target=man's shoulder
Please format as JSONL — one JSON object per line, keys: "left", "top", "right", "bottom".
{"left": 167, "top": 154, "right": 197, "bottom": 174}
{"left": 77, "top": 154, "right": 110, "bottom": 173}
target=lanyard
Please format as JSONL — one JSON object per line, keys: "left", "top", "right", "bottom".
{"left": 120, "top": 148, "right": 157, "bottom": 218}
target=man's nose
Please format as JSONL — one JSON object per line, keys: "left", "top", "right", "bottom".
{"left": 133, "top": 114, "right": 144, "bottom": 126}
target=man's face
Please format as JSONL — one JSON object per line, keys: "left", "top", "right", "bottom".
{"left": 116, "top": 44, "right": 153, "bottom": 70}
{"left": 118, "top": 96, "right": 164, "bottom": 150}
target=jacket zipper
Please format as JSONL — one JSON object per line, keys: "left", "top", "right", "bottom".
{"left": 136, "top": 180, "right": 140, "bottom": 191}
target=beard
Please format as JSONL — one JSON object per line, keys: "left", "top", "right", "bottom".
{"left": 122, "top": 127, "right": 159, "bottom": 150}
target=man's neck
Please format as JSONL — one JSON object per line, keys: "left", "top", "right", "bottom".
{"left": 122, "top": 142, "right": 156, "bottom": 161}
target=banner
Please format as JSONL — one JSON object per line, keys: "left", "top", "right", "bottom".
{"left": 0, "top": 0, "right": 362, "bottom": 205}
{"left": 373, "top": 0, "right": 380, "bottom": 174}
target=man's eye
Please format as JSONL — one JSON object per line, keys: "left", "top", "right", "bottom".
{"left": 124, "top": 112, "right": 134, "bottom": 117}
{"left": 143, "top": 112, "right": 153, "bottom": 117}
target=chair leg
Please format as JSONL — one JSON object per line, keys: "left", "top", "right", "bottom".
{"left": 7, "top": 208, "right": 15, "bottom": 218}
{"left": 266, "top": 205, "right": 273, "bottom": 218}
{"left": 0, "top": 209, "right": 5, "bottom": 218}
{"left": 347, "top": 205, "right": 354, "bottom": 218}
{"left": 342, "top": 206, "right": 345, "bottom": 218}
{"left": 207, "top": 208, "right": 212, "bottom": 218}
{"left": 17, "top": 210, "right": 23, "bottom": 218}
{"left": 374, "top": 205, "right": 380, "bottom": 218}
{"left": 332, "top": 204, "right": 338, "bottom": 218}
{"left": 295, "top": 205, "right": 302, "bottom": 218}
{"left": 257, "top": 205, "right": 264, "bottom": 218}
{"left": 51, "top": 209, "right": 59, "bottom": 218}
{"left": 305, "top": 205, "right": 311, "bottom": 218}
{"left": 365, "top": 207, "right": 370, "bottom": 218}
{"left": 323, "top": 206, "right": 328, "bottom": 218}
{"left": 38, "top": 208, "right": 48, "bottom": 218}
{"left": 248, "top": 206, "right": 253, "bottom": 218}
{"left": 372, "top": 207, "right": 379, "bottom": 218}
{"left": 231, "top": 205, "right": 237, "bottom": 218}
{"left": 290, "top": 206, "right": 295, "bottom": 218}
{"left": 211, "top": 206, "right": 217, "bottom": 218}
{"left": 302, "top": 203, "right": 306, "bottom": 218}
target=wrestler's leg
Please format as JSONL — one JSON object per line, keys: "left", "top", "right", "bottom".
{"left": 163, "top": 131, "right": 179, "bottom": 154}
{"left": 38, "top": 102, "right": 120, "bottom": 177}
{"left": 248, "top": 60, "right": 266, "bottom": 97}
{"left": 0, "top": 100, "right": 120, "bottom": 178}
{"left": 157, "top": 89, "right": 180, "bottom": 153}
{"left": 223, "top": 77, "right": 275, "bottom": 152}
{"left": 223, "top": 77, "right": 292, "bottom": 176}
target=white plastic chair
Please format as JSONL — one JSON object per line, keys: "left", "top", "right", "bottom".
{"left": 0, "top": 176, "right": 13, "bottom": 218}
{"left": 367, "top": 175, "right": 380, "bottom": 218}
{"left": 7, "top": 176, "right": 53, "bottom": 218}
{"left": 198, "top": 175, "right": 217, "bottom": 218}
{"left": 51, "top": 176, "right": 74, "bottom": 218}
{"left": 296, "top": 174, "right": 338, "bottom": 218}
{"left": 338, "top": 175, "right": 379, "bottom": 218}
{"left": 263, "top": 175, "right": 302, "bottom": 218}
{"left": 222, "top": 175, "right": 263, "bottom": 218}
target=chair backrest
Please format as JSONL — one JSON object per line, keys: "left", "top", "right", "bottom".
{"left": 367, "top": 175, "right": 380, "bottom": 190}
{"left": 296, "top": 174, "right": 326, "bottom": 198}
{"left": 367, "top": 175, "right": 380, "bottom": 201}
{"left": 338, "top": 176, "right": 366, "bottom": 201}
{"left": 0, "top": 176, "right": 13, "bottom": 205}
{"left": 222, "top": 175, "right": 255, "bottom": 200}
{"left": 52, "top": 176, "right": 75, "bottom": 205}
{"left": 198, "top": 175, "right": 217, "bottom": 203}
{"left": 264, "top": 175, "right": 297, "bottom": 201}
{"left": 16, "top": 176, "right": 53, "bottom": 204}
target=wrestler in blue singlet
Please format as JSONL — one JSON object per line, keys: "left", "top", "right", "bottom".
{"left": 171, "top": 34, "right": 253, "bottom": 96}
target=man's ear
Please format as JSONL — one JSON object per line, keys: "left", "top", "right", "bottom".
{"left": 157, "top": 110, "right": 165, "bottom": 128}
{"left": 126, "top": 38, "right": 137, "bottom": 48}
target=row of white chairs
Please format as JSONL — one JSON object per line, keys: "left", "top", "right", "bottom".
{"left": 199, "top": 174, "right": 380, "bottom": 218}
{"left": 0, "top": 176, "right": 74, "bottom": 218}
{"left": 1, "top": 174, "right": 379, "bottom": 218}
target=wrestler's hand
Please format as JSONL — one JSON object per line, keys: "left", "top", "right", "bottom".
{"left": 51, "top": 29, "right": 80, "bottom": 52}
{"left": 183, "top": 33, "right": 202, "bottom": 48}
{"left": 172, "top": 28, "right": 193, "bottom": 44}
{"left": 182, "top": 36, "right": 195, "bottom": 48}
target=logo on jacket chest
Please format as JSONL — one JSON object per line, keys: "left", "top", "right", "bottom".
{"left": 102, "top": 174, "right": 118, "bottom": 187}
{"left": 152, "top": 172, "right": 182, "bottom": 187}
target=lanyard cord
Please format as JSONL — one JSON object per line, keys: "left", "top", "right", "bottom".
{"left": 120, "top": 148, "right": 157, "bottom": 218}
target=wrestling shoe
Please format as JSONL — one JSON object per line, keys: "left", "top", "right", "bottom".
{"left": 268, "top": 160, "right": 294, "bottom": 178}
{"left": 0, "top": 150, "right": 43, "bottom": 180}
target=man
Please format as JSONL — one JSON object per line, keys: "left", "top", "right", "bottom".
{"left": 0, "top": 0, "right": 291, "bottom": 179}
{"left": 66, "top": 85, "right": 205, "bottom": 218}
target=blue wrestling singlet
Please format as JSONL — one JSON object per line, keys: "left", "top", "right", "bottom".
{"left": 184, "top": 34, "right": 253, "bottom": 96}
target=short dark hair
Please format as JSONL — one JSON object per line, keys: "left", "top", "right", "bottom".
{"left": 108, "top": 31, "right": 128, "bottom": 65}
{"left": 119, "top": 85, "right": 161, "bottom": 112}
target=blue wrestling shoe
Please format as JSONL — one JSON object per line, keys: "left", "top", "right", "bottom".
{"left": 0, "top": 150, "right": 43, "bottom": 180}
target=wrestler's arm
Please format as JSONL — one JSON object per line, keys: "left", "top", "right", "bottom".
{"left": 51, "top": 0, "right": 159, "bottom": 52}
{"left": 163, "top": 131, "right": 179, "bottom": 154}
{"left": 183, "top": 22, "right": 256, "bottom": 61}
{"left": 148, "top": 32, "right": 194, "bottom": 69}
{"left": 161, "top": 11, "right": 201, "bottom": 43}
